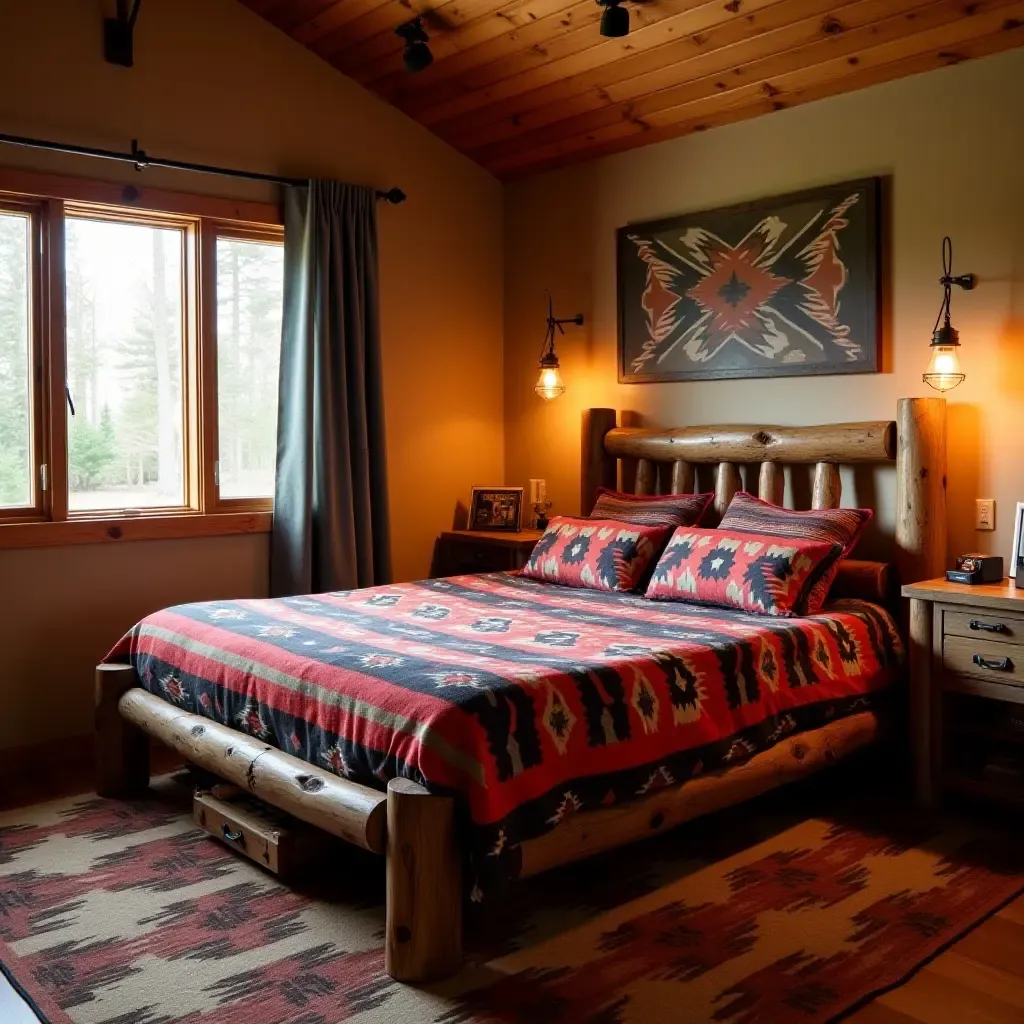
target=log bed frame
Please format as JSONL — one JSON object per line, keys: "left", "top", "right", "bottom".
{"left": 94, "top": 397, "right": 946, "bottom": 984}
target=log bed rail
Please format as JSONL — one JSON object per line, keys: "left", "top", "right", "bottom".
{"left": 96, "top": 397, "right": 946, "bottom": 985}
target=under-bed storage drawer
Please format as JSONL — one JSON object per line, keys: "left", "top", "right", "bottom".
{"left": 194, "top": 786, "right": 325, "bottom": 877}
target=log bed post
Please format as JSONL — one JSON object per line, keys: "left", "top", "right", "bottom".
{"left": 895, "top": 397, "right": 947, "bottom": 585}
{"left": 95, "top": 664, "right": 150, "bottom": 797}
{"left": 581, "top": 408, "right": 617, "bottom": 515}
{"left": 385, "top": 778, "right": 462, "bottom": 983}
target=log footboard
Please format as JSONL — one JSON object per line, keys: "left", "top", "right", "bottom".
{"left": 94, "top": 664, "right": 463, "bottom": 982}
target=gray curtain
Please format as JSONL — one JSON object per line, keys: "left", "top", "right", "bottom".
{"left": 270, "top": 181, "right": 391, "bottom": 596}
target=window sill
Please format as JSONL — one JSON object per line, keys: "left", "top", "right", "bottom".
{"left": 0, "top": 511, "right": 273, "bottom": 550}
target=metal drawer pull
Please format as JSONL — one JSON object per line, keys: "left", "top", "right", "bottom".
{"left": 969, "top": 620, "right": 1009, "bottom": 634}
{"left": 972, "top": 653, "right": 1013, "bottom": 671}
{"left": 221, "top": 824, "right": 245, "bottom": 843}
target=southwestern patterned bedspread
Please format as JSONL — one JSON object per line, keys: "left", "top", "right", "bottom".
{"left": 107, "top": 572, "right": 903, "bottom": 893}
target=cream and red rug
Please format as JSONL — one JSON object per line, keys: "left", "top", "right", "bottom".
{"left": 0, "top": 778, "right": 1021, "bottom": 1024}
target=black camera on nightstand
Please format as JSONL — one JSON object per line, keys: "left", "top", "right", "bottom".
{"left": 946, "top": 553, "right": 1004, "bottom": 585}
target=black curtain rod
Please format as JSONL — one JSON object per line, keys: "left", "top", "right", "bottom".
{"left": 0, "top": 132, "right": 407, "bottom": 205}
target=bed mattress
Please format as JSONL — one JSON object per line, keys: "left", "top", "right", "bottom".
{"left": 108, "top": 572, "right": 903, "bottom": 892}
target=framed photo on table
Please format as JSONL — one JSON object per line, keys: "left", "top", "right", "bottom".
{"left": 1011, "top": 502, "right": 1024, "bottom": 585}
{"left": 469, "top": 487, "right": 524, "bottom": 532}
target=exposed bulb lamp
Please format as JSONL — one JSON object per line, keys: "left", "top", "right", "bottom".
{"left": 396, "top": 17, "right": 433, "bottom": 73}
{"left": 596, "top": 0, "right": 630, "bottom": 37}
{"left": 535, "top": 294, "right": 584, "bottom": 400}
{"left": 923, "top": 235, "right": 975, "bottom": 392}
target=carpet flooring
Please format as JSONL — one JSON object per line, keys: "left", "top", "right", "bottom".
{"left": 1, "top": 775, "right": 1022, "bottom": 1024}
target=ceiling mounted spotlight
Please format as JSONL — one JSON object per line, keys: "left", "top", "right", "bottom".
{"left": 596, "top": 0, "right": 630, "bottom": 37}
{"left": 396, "top": 17, "right": 433, "bottom": 73}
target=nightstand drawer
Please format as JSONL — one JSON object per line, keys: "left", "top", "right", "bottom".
{"left": 944, "top": 608, "right": 1024, "bottom": 643}
{"left": 943, "top": 634, "right": 1024, "bottom": 688}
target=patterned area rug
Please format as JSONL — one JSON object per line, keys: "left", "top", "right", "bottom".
{"left": 1, "top": 777, "right": 1022, "bottom": 1024}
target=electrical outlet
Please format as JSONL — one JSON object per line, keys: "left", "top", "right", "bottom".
{"left": 976, "top": 498, "right": 995, "bottom": 531}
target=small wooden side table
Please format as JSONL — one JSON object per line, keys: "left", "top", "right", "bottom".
{"left": 430, "top": 529, "right": 544, "bottom": 578}
{"left": 903, "top": 577, "right": 1024, "bottom": 808}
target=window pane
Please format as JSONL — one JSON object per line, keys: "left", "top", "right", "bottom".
{"left": 216, "top": 237, "right": 283, "bottom": 499}
{"left": 66, "top": 218, "right": 185, "bottom": 511}
{"left": 0, "top": 211, "right": 32, "bottom": 509}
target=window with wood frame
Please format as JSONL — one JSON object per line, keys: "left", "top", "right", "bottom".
{"left": 0, "top": 170, "right": 283, "bottom": 548}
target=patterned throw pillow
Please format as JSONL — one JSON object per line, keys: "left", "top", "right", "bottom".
{"left": 719, "top": 491, "right": 872, "bottom": 613}
{"left": 644, "top": 527, "right": 844, "bottom": 617}
{"left": 591, "top": 488, "right": 713, "bottom": 530}
{"left": 522, "top": 516, "right": 671, "bottom": 593}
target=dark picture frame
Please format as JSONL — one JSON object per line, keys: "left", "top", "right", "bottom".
{"left": 468, "top": 486, "right": 524, "bottom": 532}
{"left": 617, "top": 178, "right": 882, "bottom": 383}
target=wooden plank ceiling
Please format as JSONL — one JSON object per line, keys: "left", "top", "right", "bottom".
{"left": 243, "top": 0, "right": 1024, "bottom": 179}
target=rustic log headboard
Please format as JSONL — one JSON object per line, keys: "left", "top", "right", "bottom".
{"left": 581, "top": 397, "right": 946, "bottom": 588}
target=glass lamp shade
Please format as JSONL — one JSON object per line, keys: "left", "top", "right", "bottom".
{"left": 535, "top": 363, "right": 565, "bottom": 400}
{"left": 922, "top": 343, "right": 965, "bottom": 392}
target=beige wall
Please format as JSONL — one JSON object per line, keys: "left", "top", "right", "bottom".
{"left": 505, "top": 48, "right": 1024, "bottom": 569}
{"left": 0, "top": 0, "right": 503, "bottom": 750}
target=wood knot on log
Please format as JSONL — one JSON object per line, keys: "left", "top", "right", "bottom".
{"left": 190, "top": 725, "right": 205, "bottom": 738}
{"left": 753, "top": 430, "right": 773, "bottom": 447}
{"left": 792, "top": 744, "right": 806, "bottom": 761}
{"left": 650, "top": 811, "right": 665, "bottom": 830}
{"left": 396, "top": 925, "right": 412, "bottom": 943}
{"left": 296, "top": 774, "right": 325, "bottom": 793}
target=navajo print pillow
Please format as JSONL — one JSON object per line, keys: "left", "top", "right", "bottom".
{"left": 644, "top": 527, "right": 844, "bottom": 617}
{"left": 591, "top": 488, "right": 713, "bottom": 530}
{"left": 522, "top": 516, "right": 672, "bottom": 593}
{"left": 719, "top": 491, "right": 872, "bottom": 613}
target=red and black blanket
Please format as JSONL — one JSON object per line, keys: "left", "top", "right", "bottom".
{"left": 108, "top": 572, "right": 903, "bottom": 893}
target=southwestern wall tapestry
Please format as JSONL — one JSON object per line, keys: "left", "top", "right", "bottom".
{"left": 617, "top": 178, "right": 881, "bottom": 383}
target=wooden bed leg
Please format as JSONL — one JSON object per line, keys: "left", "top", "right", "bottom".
{"left": 385, "top": 778, "right": 462, "bottom": 983}
{"left": 95, "top": 665, "right": 149, "bottom": 797}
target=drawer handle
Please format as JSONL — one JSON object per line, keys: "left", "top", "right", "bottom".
{"left": 970, "top": 620, "right": 1009, "bottom": 634}
{"left": 221, "top": 824, "right": 245, "bottom": 844}
{"left": 973, "top": 653, "right": 1014, "bottom": 672}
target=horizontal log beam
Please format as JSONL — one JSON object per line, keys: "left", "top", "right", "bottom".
{"left": 605, "top": 421, "right": 895, "bottom": 465}
{"left": 118, "top": 687, "right": 387, "bottom": 853}
{"left": 518, "top": 712, "right": 880, "bottom": 878}
{"left": 829, "top": 559, "right": 893, "bottom": 603}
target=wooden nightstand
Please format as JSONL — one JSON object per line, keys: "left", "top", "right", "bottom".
{"left": 903, "top": 578, "right": 1024, "bottom": 809}
{"left": 430, "top": 529, "right": 544, "bottom": 578}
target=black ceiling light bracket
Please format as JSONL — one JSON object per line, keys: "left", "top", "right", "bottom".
{"left": 596, "top": 0, "right": 630, "bottom": 37}
{"left": 396, "top": 17, "right": 434, "bottom": 73}
{"left": 104, "top": 0, "right": 143, "bottom": 68}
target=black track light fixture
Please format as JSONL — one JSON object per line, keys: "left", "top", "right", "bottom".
{"left": 596, "top": 0, "right": 630, "bottom": 38}
{"left": 396, "top": 17, "right": 433, "bottom": 73}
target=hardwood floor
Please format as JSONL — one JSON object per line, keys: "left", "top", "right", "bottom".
{"left": 847, "top": 896, "right": 1024, "bottom": 1023}
{"left": 2, "top": 762, "right": 1022, "bottom": 1022}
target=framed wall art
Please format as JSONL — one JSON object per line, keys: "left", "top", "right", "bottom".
{"left": 617, "top": 178, "right": 882, "bottom": 383}
{"left": 468, "top": 486, "right": 524, "bottom": 532}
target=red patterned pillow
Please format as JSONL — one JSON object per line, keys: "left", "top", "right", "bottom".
{"left": 644, "top": 527, "right": 844, "bottom": 617}
{"left": 719, "top": 491, "right": 872, "bottom": 613}
{"left": 522, "top": 516, "right": 671, "bottom": 593}
{"left": 592, "top": 488, "right": 713, "bottom": 530}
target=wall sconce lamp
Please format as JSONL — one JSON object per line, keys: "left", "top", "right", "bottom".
{"left": 535, "top": 294, "right": 584, "bottom": 400}
{"left": 923, "top": 236, "right": 975, "bottom": 392}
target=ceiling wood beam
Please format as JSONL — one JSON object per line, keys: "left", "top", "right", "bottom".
{"left": 248, "top": 0, "right": 1024, "bottom": 180}
{"left": 439, "top": 0, "right": 930, "bottom": 153}
{"left": 386, "top": 0, "right": 783, "bottom": 119}
{"left": 489, "top": 4, "right": 1024, "bottom": 177}
{"left": 471, "top": 0, "right": 1006, "bottom": 164}
{"left": 335, "top": 0, "right": 585, "bottom": 80}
